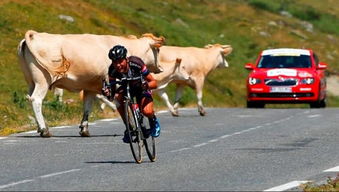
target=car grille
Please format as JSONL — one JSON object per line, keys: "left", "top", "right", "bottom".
{"left": 250, "top": 93, "right": 314, "bottom": 98}
{"left": 265, "top": 78, "right": 298, "bottom": 86}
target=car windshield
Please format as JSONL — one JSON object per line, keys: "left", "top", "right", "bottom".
{"left": 257, "top": 55, "right": 311, "bottom": 68}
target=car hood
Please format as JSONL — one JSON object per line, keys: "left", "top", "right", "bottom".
{"left": 250, "top": 68, "right": 315, "bottom": 79}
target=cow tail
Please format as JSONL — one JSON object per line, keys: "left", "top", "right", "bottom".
{"left": 17, "top": 39, "right": 35, "bottom": 92}
{"left": 24, "top": 30, "right": 55, "bottom": 76}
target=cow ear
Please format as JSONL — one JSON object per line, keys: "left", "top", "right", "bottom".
{"left": 222, "top": 46, "right": 233, "bottom": 55}
{"left": 127, "top": 35, "right": 137, "bottom": 39}
{"left": 221, "top": 45, "right": 231, "bottom": 49}
{"left": 142, "top": 33, "right": 166, "bottom": 45}
{"left": 204, "top": 44, "right": 213, "bottom": 48}
{"left": 151, "top": 43, "right": 162, "bottom": 48}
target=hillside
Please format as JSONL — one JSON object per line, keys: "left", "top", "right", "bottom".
{"left": 0, "top": 0, "right": 338, "bottom": 135}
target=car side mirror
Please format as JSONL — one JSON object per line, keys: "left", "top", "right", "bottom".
{"left": 317, "top": 62, "right": 327, "bottom": 70}
{"left": 245, "top": 63, "right": 255, "bottom": 70}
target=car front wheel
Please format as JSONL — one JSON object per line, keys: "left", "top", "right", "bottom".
{"left": 310, "top": 99, "right": 326, "bottom": 108}
{"left": 247, "top": 101, "right": 265, "bottom": 108}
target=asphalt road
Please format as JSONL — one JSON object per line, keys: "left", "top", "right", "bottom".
{"left": 0, "top": 108, "right": 338, "bottom": 191}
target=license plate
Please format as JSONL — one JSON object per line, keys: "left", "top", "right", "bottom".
{"left": 270, "top": 87, "right": 292, "bottom": 93}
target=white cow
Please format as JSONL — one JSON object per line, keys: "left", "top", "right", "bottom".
{"left": 17, "top": 30, "right": 165, "bottom": 137}
{"left": 158, "top": 44, "right": 233, "bottom": 116}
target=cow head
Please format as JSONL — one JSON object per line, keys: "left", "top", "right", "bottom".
{"left": 140, "top": 33, "right": 165, "bottom": 73}
{"left": 205, "top": 44, "right": 233, "bottom": 68}
{"left": 172, "top": 58, "right": 190, "bottom": 81}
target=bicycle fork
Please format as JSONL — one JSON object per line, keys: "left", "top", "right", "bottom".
{"left": 131, "top": 103, "right": 146, "bottom": 140}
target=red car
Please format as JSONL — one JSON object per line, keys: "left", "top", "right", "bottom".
{"left": 245, "top": 48, "right": 327, "bottom": 108}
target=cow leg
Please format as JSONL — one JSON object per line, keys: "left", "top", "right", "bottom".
{"left": 29, "top": 83, "right": 52, "bottom": 137}
{"left": 79, "top": 91, "right": 96, "bottom": 137}
{"left": 95, "top": 94, "right": 117, "bottom": 111}
{"left": 173, "top": 84, "right": 185, "bottom": 115}
{"left": 194, "top": 76, "right": 206, "bottom": 116}
{"left": 156, "top": 89, "right": 178, "bottom": 116}
{"left": 53, "top": 88, "right": 63, "bottom": 102}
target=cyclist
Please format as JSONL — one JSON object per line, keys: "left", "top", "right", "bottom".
{"left": 102, "top": 45, "right": 161, "bottom": 143}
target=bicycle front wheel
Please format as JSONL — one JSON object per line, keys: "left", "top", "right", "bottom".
{"left": 124, "top": 101, "right": 142, "bottom": 164}
{"left": 144, "top": 136, "right": 156, "bottom": 162}
{"left": 141, "top": 120, "right": 156, "bottom": 162}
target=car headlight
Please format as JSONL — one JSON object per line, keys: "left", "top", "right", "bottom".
{"left": 249, "top": 77, "right": 261, "bottom": 85}
{"left": 300, "top": 78, "right": 314, "bottom": 85}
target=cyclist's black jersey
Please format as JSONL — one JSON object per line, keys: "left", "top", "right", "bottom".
{"left": 108, "top": 56, "right": 152, "bottom": 100}
{"left": 108, "top": 56, "right": 150, "bottom": 81}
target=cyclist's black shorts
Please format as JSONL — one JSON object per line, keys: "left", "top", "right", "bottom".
{"left": 116, "top": 86, "right": 153, "bottom": 103}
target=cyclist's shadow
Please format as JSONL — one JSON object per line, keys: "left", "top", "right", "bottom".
{"left": 15, "top": 134, "right": 122, "bottom": 138}
{"left": 85, "top": 160, "right": 139, "bottom": 164}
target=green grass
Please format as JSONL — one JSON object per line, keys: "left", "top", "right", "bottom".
{"left": 301, "top": 175, "right": 339, "bottom": 192}
{"left": 247, "top": 0, "right": 339, "bottom": 35}
{"left": 1, "top": 0, "right": 339, "bottom": 135}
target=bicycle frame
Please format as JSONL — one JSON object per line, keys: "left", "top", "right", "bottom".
{"left": 121, "top": 76, "right": 146, "bottom": 138}
{"left": 114, "top": 75, "right": 156, "bottom": 163}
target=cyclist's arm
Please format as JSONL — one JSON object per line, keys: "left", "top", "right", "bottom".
{"left": 144, "top": 73, "right": 157, "bottom": 90}
{"left": 109, "top": 77, "right": 117, "bottom": 94}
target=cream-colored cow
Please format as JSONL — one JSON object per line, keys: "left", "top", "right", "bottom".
{"left": 158, "top": 44, "right": 233, "bottom": 116}
{"left": 17, "top": 30, "right": 165, "bottom": 137}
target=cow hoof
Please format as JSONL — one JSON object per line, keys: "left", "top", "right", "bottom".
{"left": 199, "top": 109, "right": 206, "bottom": 116}
{"left": 79, "top": 130, "right": 90, "bottom": 137}
{"left": 39, "top": 129, "right": 52, "bottom": 138}
{"left": 171, "top": 111, "right": 179, "bottom": 117}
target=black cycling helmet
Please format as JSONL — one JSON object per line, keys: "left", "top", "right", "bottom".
{"left": 108, "top": 45, "right": 127, "bottom": 61}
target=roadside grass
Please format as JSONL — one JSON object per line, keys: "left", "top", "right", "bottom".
{"left": 247, "top": 0, "right": 339, "bottom": 35}
{"left": 300, "top": 174, "right": 339, "bottom": 192}
{"left": 1, "top": 0, "right": 339, "bottom": 135}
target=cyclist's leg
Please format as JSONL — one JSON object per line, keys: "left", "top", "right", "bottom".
{"left": 139, "top": 93, "right": 161, "bottom": 137}
{"left": 114, "top": 88, "right": 130, "bottom": 143}
{"left": 115, "top": 93, "right": 125, "bottom": 121}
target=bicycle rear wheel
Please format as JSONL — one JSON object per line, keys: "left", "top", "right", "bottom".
{"left": 141, "top": 120, "right": 156, "bottom": 162}
{"left": 124, "top": 101, "right": 143, "bottom": 164}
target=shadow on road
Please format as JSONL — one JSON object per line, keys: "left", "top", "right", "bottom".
{"left": 14, "top": 134, "right": 123, "bottom": 138}
{"left": 85, "top": 160, "right": 141, "bottom": 164}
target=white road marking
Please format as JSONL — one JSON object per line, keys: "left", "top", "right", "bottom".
{"left": 24, "top": 131, "right": 36, "bottom": 134}
{"left": 193, "top": 143, "right": 208, "bottom": 148}
{"left": 170, "top": 147, "right": 191, "bottom": 153}
{"left": 263, "top": 180, "right": 309, "bottom": 191}
{"left": 100, "top": 118, "right": 115, "bottom": 122}
{"left": 170, "top": 115, "right": 294, "bottom": 153}
{"left": 307, "top": 114, "right": 321, "bottom": 118}
{"left": 233, "top": 131, "right": 242, "bottom": 135}
{"left": 53, "top": 125, "right": 71, "bottom": 129}
{"left": 0, "top": 137, "right": 7, "bottom": 140}
{"left": 157, "top": 110, "right": 169, "bottom": 114}
{"left": 323, "top": 165, "right": 339, "bottom": 172}
{"left": 220, "top": 134, "right": 230, "bottom": 139}
{"left": 208, "top": 139, "right": 219, "bottom": 143}
{"left": 39, "top": 169, "right": 81, "bottom": 178}
{"left": 0, "top": 179, "right": 34, "bottom": 189}
{"left": 180, "top": 108, "right": 195, "bottom": 111}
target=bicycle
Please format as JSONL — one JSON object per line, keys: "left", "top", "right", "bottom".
{"left": 112, "top": 76, "right": 156, "bottom": 164}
